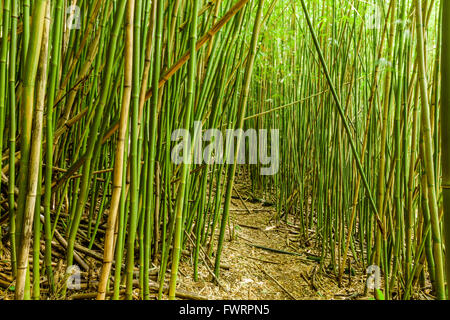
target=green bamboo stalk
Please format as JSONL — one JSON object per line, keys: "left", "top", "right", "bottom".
{"left": 440, "top": 0, "right": 450, "bottom": 299}
{"left": 66, "top": 0, "right": 127, "bottom": 273}
{"left": 214, "top": 0, "right": 265, "bottom": 278}
{"left": 415, "top": 0, "right": 446, "bottom": 300}
{"left": 125, "top": 0, "right": 141, "bottom": 300}
{"left": 15, "top": 0, "right": 49, "bottom": 300}
{"left": 168, "top": 0, "right": 201, "bottom": 300}
{"left": 8, "top": 0, "right": 18, "bottom": 278}
{"left": 143, "top": 0, "right": 163, "bottom": 300}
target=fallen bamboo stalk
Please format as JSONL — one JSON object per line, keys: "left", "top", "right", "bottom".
{"left": 246, "top": 243, "right": 303, "bottom": 257}
{"left": 70, "top": 280, "right": 208, "bottom": 300}
{"left": 259, "top": 267, "right": 297, "bottom": 300}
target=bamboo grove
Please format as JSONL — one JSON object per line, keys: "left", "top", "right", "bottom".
{"left": 0, "top": 0, "right": 448, "bottom": 301}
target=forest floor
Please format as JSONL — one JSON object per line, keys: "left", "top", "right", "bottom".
{"left": 0, "top": 176, "right": 371, "bottom": 300}
{"left": 174, "top": 179, "right": 369, "bottom": 300}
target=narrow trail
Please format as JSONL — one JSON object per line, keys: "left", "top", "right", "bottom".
{"left": 176, "top": 180, "right": 367, "bottom": 300}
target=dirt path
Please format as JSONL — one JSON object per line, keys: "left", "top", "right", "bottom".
{"left": 176, "top": 182, "right": 367, "bottom": 300}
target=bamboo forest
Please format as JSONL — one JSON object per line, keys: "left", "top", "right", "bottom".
{"left": 0, "top": 0, "right": 449, "bottom": 302}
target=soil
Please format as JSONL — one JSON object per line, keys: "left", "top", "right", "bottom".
{"left": 174, "top": 180, "right": 368, "bottom": 300}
